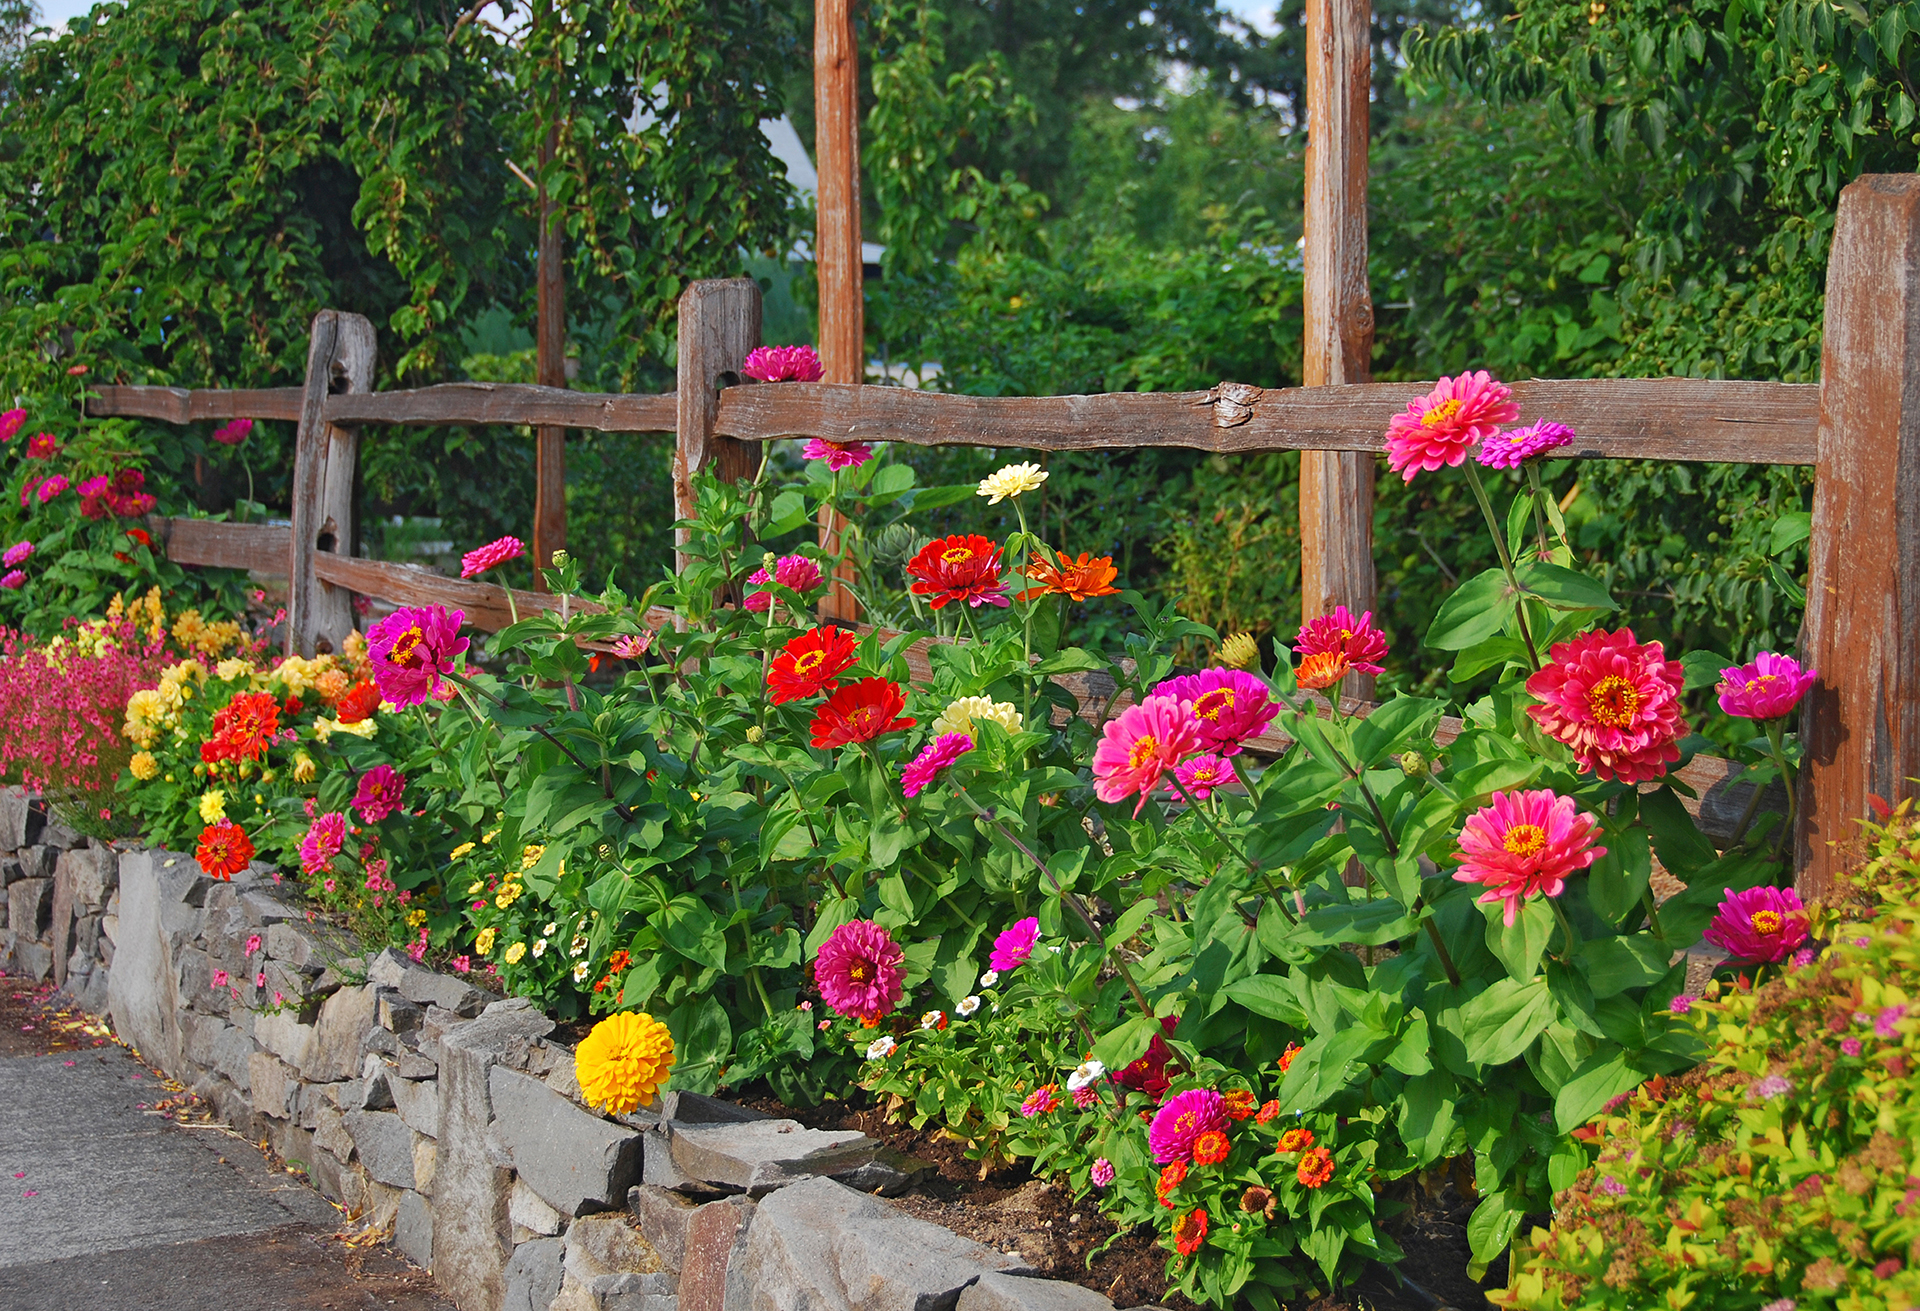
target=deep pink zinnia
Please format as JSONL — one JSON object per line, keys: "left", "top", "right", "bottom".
{"left": 1149, "top": 1089, "right": 1228, "bottom": 1164}
{"left": 24, "top": 432, "right": 57, "bottom": 460}
{"left": 1702, "top": 885, "right": 1808, "bottom": 964}
{"left": 1478, "top": 420, "right": 1575, "bottom": 470}
{"left": 1149, "top": 669, "right": 1278, "bottom": 757}
{"left": 902, "top": 732, "right": 972, "bottom": 798}
{"left": 352, "top": 764, "right": 407, "bottom": 823}
{"left": 36, "top": 474, "right": 68, "bottom": 504}
{"left": 0, "top": 410, "right": 23, "bottom": 442}
{"left": 745, "top": 554, "right": 826, "bottom": 611}
{"left": 1167, "top": 753, "right": 1236, "bottom": 800}
{"left": 802, "top": 439, "right": 873, "bottom": 472}
{"left": 814, "top": 919, "right": 905, "bottom": 1023}
{"left": 1293, "top": 606, "right": 1389, "bottom": 677}
{"left": 211, "top": 419, "right": 253, "bottom": 446}
{"left": 0, "top": 570, "right": 23, "bottom": 591}
{"left": 1093, "top": 695, "right": 1205, "bottom": 816}
{"left": 299, "top": 811, "right": 347, "bottom": 874}
{"left": 990, "top": 917, "right": 1041, "bottom": 973}
{"left": 741, "top": 345, "right": 825, "bottom": 382}
{"left": 1384, "top": 372, "right": 1520, "bottom": 483}
{"left": 367, "top": 605, "right": 469, "bottom": 707}
{"left": 2, "top": 541, "right": 31, "bottom": 568}
{"left": 1020, "top": 1084, "right": 1061, "bottom": 1117}
{"left": 1716, "top": 652, "right": 1816, "bottom": 721}
{"left": 1453, "top": 789, "right": 1605, "bottom": 926}
{"left": 460, "top": 535, "right": 525, "bottom": 579}
{"left": 1524, "top": 628, "right": 1687, "bottom": 784}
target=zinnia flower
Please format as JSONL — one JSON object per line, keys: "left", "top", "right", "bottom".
{"left": 24, "top": 432, "right": 57, "bottom": 460}
{"left": 1453, "top": 789, "right": 1605, "bottom": 926}
{"left": 1477, "top": 420, "right": 1575, "bottom": 469}
{"left": 767, "top": 626, "right": 859, "bottom": 705}
{"left": 1296, "top": 1146, "right": 1336, "bottom": 1188}
{"left": 802, "top": 438, "right": 873, "bottom": 471}
{"left": 1090, "top": 1158, "right": 1115, "bottom": 1188}
{"left": 745, "top": 554, "right": 825, "bottom": 611}
{"left": 1276, "top": 1127, "right": 1314, "bottom": 1154}
{"left": 0, "top": 410, "right": 22, "bottom": 442}
{"left": 1702, "top": 885, "right": 1808, "bottom": 964}
{"left": 612, "top": 631, "right": 654, "bottom": 660}
{"left": 300, "top": 812, "right": 347, "bottom": 874}
{"left": 990, "top": 917, "right": 1040, "bottom": 973}
{"left": 1118, "top": 1016, "right": 1179, "bottom": 1098}
{"left": 1093, "top": 695, "right": 1205, "bottom": 815}
{"left": 977, "top": 462, "right": 1048, "bottom": 504}
{"left": 1149, "top": 1089, "right": 1228, "bottom": 1164}
{"left": 1191, "top": 1131, "right": 1230, "bottom": 1166}
{"left": 1215, "top": 632, "right": 1259, "bottom": 670}
{"left": 930, "top": 696, "right": 1021, "bottom": 738}
{"left": 1256, "top": 1100, "right": 1281, "bottom": 1125}
{"left": 212, "top": 418, "right": 253, "bottom": 446}
{"left": 907, "top": 534, "right": 1009, "bottom": 610}
{"left": 956, "top": 995, "right": 981, "bottom": 1017}
{"left": 1221, "top": 1090, "right": 1258, "bottom": 1120}
{"left": 352, "top": 764, "right": 406, "bottom": 823}
{"left": 741, "top": 345, "right": 824, "bottom": 382}
{"left": 1716, "top": 652, "right": 1816, "bottom": 721}
{"left": 1151, "top": 668, "right": 1278, "bottom": 756}
{"left": 1293, "top": 606, "right": 1388, "bottom": 677}
{"left": 335, "top": 681, "right": 381, "bottom": 724}
{"left": 36, "top": 474, "right": 68, "bottom": 503}
{"left": 1157, "top": 1160, "right": 1187, "bottom": 1206}
{"left": 1020, "top": 1084, "right": 1061, "bottom": 1117}
{"left": 866, "top": 1035, "right": 898, "bottom": 1060}
{"left": 1067, "top": 1059, "right": 1106, "bottom": 1091}
{"left": 920, "top": 1010, "right": 947, "bottom": 1030}
{"left": 1172, "top": 1208, "right": 1209, "bottom": 1256}
{"left": 1072, "top": 1085, "right": 1098, "bottom": 1109}
{"left": 809, "top": 678, "right": 915, "bottom": 748}
{"left": 3, "top": 541, "right": 32, "bottom": 568}
{"left": 575, "top": 1012, "right": 676, "bottom": 1114}
{"left": 367, "top": 605, "right": 469, "bottom": 707}
{"left": 1384, "top": 371, "right": 1519, "bottom": 482}
{"left": 460, "top": 535, "right": 525, "bottom": 579}
{"left": 1525, "top": 628, "right": 1687, "bottom": 784}
{"left": 1166, "top": 753, "right": 1236, "bottom": 800}
{"left": 814, "top": 919, "right": 906, "bottom": 1022}
{"left": 0, "top": 571, "right": 23, "bottom": 591}
{"left": 1017, "top": 550, "right": 1119, "bottom": 603}
{"left": 902, "top": 733, "right": 972, "bottom": 798}
{"left": 196, "top": 819, "right": 254, "bottom": 880}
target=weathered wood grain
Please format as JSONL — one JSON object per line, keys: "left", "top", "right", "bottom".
{"left": 815, "top": 0, "right": 864, "bottom": 626}
{"left": 88, "top": 386, "right": 304, "bottom": 424}
{"left": 711, "top": 377, "right": 1821, "bottom": 464}
{"left": 288, "top": 313, "right": 376, "bottom": 657}
{"left": 1800, "top": 175, "right": 1920, "bottom": 891}
{"left": 534, "top": 124, "right": 569, "bottom": 584}
{"left": 674, "top": 280, "right": 763, "bottom": 573}
{"left": 322, "top": 385, "right": 676, "bottom": 433}
{"left": 145, "top": 517, "right": 291, "bottom": 573}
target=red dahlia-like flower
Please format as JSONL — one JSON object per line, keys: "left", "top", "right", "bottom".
{"left": 196, "top": 820, "right": 255, "bottom": 880}
{"left": 906, "top": 534, "right": 1009, "bottom": 610}
{"left": 1524, "top": 628, "right": 1687, "bottom": 784}
{"left": 200, "top": 692, "right": 282, "bottom": 764}
{"left": 335, "top": 681, "right": 382, "bottom": 723}
{"left": 808, "top": 678, "right": 915, "bottom": 748}
{"left": 1172, "top": 1208, "right": 1209, "bottom": 1256}
{"left": 767, "top": 626, "right": 859, "bottom": 705}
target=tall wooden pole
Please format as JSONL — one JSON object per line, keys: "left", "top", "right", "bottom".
{"left": 534, "top": 122, "right": 568, "bottom": 584}
{"left": 815, "top": 0, "right": 862, "bottom": 622}
{"left": 1300, "top": 0, "right": 1376, "bottom": 701}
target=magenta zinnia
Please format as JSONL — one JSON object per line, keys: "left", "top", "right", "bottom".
{"left": 802, "top": 438, "right": 873, "bottom": 472}
{"left": 744, "top": 554, "right": 825, "bottom": 611}
{"left": 1384, "top": 372, "right": 1520, "bottom": 482}
{"left": 741, "top": 345, "right": 824, "bottom": 382}
{"left": 814, "top": 920, "right": 905, "bottom": 1022}
{"left": 1478, "top": 420, "right": 1574, "bottom": 469}
{"left": 1149, "top": 669, "right": 1277, "bottom": 757}
{"left": 352, "top": 764, "right": 407, "bottom": 823}
{"left": 1020, "top": 1084, "right": 1061, "bottom": 1117}
{"left": 1293, "top": 606, "right": 1388, "bottom": 677}
{"left": 901, "top": 732, "right": 972, "bottom": 798}
{"left": 212, "top": 418, "right": 253, "bottom": 446}
{"left": 367, "top": 605, "right": 469, "bottom": 707}
{"left": 990, "top": 917, "right": 1040, "bottom": 973}
{"left": 1702, "top": 885, "right": 1809, "bottom": 964}
{"left": 0, "top": 570, "right": 24, "bottom": 591}
{"left": 2, "top": 542, "right": 31, "bottom": 569}
{"left": 1453, "top": 789, "right": 1605, "bottom": 926}
{"left": 1525, "top": 628, "right": 1687, "bottom": 784}
{"left": 1092, "top": 695, "right": 1205, "bottom": 815}
{"left": 460, "top": 535, "right": 525, "bottom": 579}
{"left": 1168, "top": 753, "right": 1236, "bottom": 800}
{"left": 1716, "top": 651, "right": 1816, "bottom": 721}
{"left": 0, "top": 410, "right": 22, "bottom": 442}
{"left": 1149, "top": 1089, "right": 1228, "bottom": 1164}
{"left": 299, "top": 811, "right": 347, "bottom": 875}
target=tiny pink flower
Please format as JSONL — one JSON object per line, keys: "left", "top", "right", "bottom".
{"left": 211, "top": 969, "right": 229, "bottom": 988}
{"left": 802, "top": 439, "right": 873, "bottom": 472}
{"left": 1020, "top": 1084, "right": 1061, "bottom": 1117}
{"left": 36, "top": 474, "right": 68, "bottom": 504}
{"left": 245, "top": 934, "right": 262, "bottom": 956}
{"left": 211, "top": 419, "right": 253, "bottom": 446}
{"left": 1293, "top": 606, "right": 1389, "bottom": 677}
{"left": 24, "top": 432, "right": 57, "bottom": 460}
{"left": 254, "top": 971, "right": 266, "bottom": 988}
{"left": 612, "top": 631, "right": 654, "bottom": 660}
{"left": 1477, "top": 420, "right": 1575, "bottom": 470}
{"left": 1843, "top": 1037, "right": 1863, "bottom": 1056}
{"left": 352, "top": 765, "right": 406, "bottom": 823}
{"left": 452, "top": 955, "right": 471, "bottom": 973}
{"left": 1166, "top": 753, "right": 1236, "bottom": 800}
{"left": 1091, "top": 1158, "right": 1115, "bottom": 1188}
{"left": 1073, "top": 1085, "right": 1099, "bottom": 1109}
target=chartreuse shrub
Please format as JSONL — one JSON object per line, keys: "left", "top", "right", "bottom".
{"left": 1505, "top": 809, "right": 1920, "bottom": 1311}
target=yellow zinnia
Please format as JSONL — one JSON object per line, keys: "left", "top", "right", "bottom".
{"left": 504, "top": 941, "right": 526, "bottom": 964}
{"left": 475, "top": 926, "right": 497, "bottom": 955}
{"left": 931, "top": 696, "right": 1023, "bottom": 739}
{"left": 574, "top": 1012, "right": 677, "bottom": 1115}
{"left": 129, "top": 751, "right": 159, "bottom": 781}
{"left": 519, "top": 844, "right": 544, "bottom": 872}
{"left": 199, "top": 790, "right": 227, "bottom": 823}
{"left": 495, "top": 881, "right": 523, "bottom": 910}
{"left": 976, "top": 461, "right": 1048, "bottom": 505}
{"left": 450, "top": 841, "right": 475, "bottom": 860}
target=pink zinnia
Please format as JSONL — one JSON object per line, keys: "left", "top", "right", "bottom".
{"left": 36, "top": 475, "right": 68, "bottom": 504}
{"left": 367, "top": 605, "right": 469, "bottom": 707}
{"left": 802, "top": 439, "right": 873, "bottom": 472}
{"left": 1150, "top": 668, "right": 1278, "bottom": 757}
{"left": 3, "top": 541, "right": 32, "bottom": 568}
{"left": 353, "top": 765, "right": 406, "bottom": 823}
{"left": 612, "top": 631, "right": 654, "bottom": 660}
{"left": 741, "top": 345, "right": 825, "bottom": 382}
{"left": 212, "top": 419, "right": 253, "bottom": 446}
{"left": 1072, "top": 1085, "right": 1099, "bottom": 1110}
{"left": 1453, "top": 788, "right": 1605, "bottom": 926}
{"left": 744, "top": 554, "right": 825, "bottom": 612}
{"left": 1477, "top": 420, "right": 1575, "bottom": 470}
{"left": 1093, "top": 695, "right": 1205, "bottom": 815}
{"left": 300, "top": 811, "right": 348, "bottom": 873}
{"left": 742, "top": 567, "right": 774, "bottom": 612}
{"left": 1090, "top": 1158, "right": 1115, "bottom": 1188}
{"left": 813, "top": 919, "right": 905, "bottom": 1023}
{"left": 902, "top": 732, "right": 972, "bottom": 798}
{"left": 24, "top": 432, "right": 57, "bottom": 460}
{"left": 1020, "top": 1084, "right": 1061, "bottom": 1118}
{"left": 1525, "top": 628, "right": 1687, "bottom": 784}
{"left": 0, "top": 410, "right": 23, "bottom": 442}
{"left": 1702, "top": 886, "right": 1808, "bottom": 964}
{"left": 1149, "top": 1089, "right": 1228, "bottom": 1164}
{"left": 460, "top": 535, "right": 525, "bottom": 579}
{"left": 1716, "top": 652, "right": 1816, "bottom": 721}
{"left": 1167, "top": 753, "right": 1236, "bottom": 800}
{"left": 1293, "top": 606, "right": 1388, "bottom": 677}
{"left": 1384, "top": 372, "right": 1520, "bottom": 482}
{"left": 0, "top": 571, "right": 23, "bottom": 591}
{"left": 990, "top": 917, "right": 1040, "bottom": 973}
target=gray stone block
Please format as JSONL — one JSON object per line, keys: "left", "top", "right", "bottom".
{"left": 511, "top": 1177, "right": 566, "bottom": 1236}
{"left": 396, "top": 1047, "right": 437, "bottom": 1080}
{"left": 9, "top": 878, "right": 48, "bottom": 938}
{"left": 76, "top": 964, "right": 110, "bottom": 1016}
{"left": 958, "top": 1275, "right": 1117, "bottom": 1311}
{"left": 379, "top": 988, "right": 426, "bottom": 1033}
{"left": 363, "top": 1025, "right": 400, "bottom": 1056}
{"left": 254, "top": 1009, "right": 318, "bottom": 1070}
{"left": 157, "top": 862, "right": 213, "bottom": 907}
{"left": 629, "top": 1185, "right": 700, "bottom": 1273}
{"left": 564, "top": 1213, "right": 665, "bottom": 1281}
{"left": 0, "top": 786, "right": 39, "bottom": 849}
{"left": 346, "top": 1109, "right": 420, "bottom": 1189}
{"left": 395, "top": 1188, "right": 434, "bottom": 1269}
{"left": 178, "top": 947, "right": 216, "bottom": 1011}
{"left": 367, "top": 946, "right": 413, "bottom": 989}
{"left": 18, "top": 844, "right": 55, "bottom": 881}
{"left": 240, "top": 889, "right": 299, "bottom": 925}
{"left": 665, "top": 1120, "right": 876, "bottom": 1198}
{"left": 314, "top": 1102, "right": 356, "bottom": 1164}
{"left": 266, "top": 921, "right": 320, "bottom": 967}
{"left": 73, "top": 912, "right": 99, "bottom": 957}
{"left": 249, "top": 1051, "right": 298, "bottom": 1119}
{"left": 723, "top": 1176, "right": 1027, "bottom": 1311}
{"left": 212, "top": 1025, "right": 258, "bottom": 1090}
{"left": 179, "top": 1010, "right": 230, "bottom": 1067}
{"left": 390, "top": 1073, "right": 439, "bottom": 1138}
{"left": 490, "top": 1065, "right": 642, "bottom": 1216}
{"left": 307, "top": 982, "right": 378, "bottom": 1081}
{"left": 661, "top": 1091, "right": 774, "bottom": 1126}
{"left": 64, "top": 844, "right": 117, "bottom": 910}
{"left": 398, "top": 964, "right": 485, "bottom": 1016}
{"left": 49, "top": 858, "right": 74, "bottom": 985}
{"left": 14, "top": 938, "right": 51, "bottom": 982}
{"left": 502, "top": 1237, "right": 567, "bottom": 1311}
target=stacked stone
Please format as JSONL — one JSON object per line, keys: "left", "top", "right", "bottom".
{"left": 0, "top": 788, "right": 109, "bottom": 994}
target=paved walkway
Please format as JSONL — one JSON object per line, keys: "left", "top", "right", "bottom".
{"left": 0, "top": 979, "right": 449, "bottom": 1310}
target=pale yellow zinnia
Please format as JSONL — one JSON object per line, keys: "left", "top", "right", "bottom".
{"left": 495, "top": 881, "right": 523, "bottom": 910}
{"left": 475, "top": 926, "right": 497, "bottom": 955}
{"left": 574, "top": 1012, "right": 677, "bottom": 1115}
{"left": 931, "top": 695, "right": 1023, "bottom": 739}
{"left": 504, "top": 940, "right": 526, "bottom": 964}
{"left": 198, "top": 790, "right": 227, "bottom": 823}
{"left": 976, "top": 461, "right": 1048, "bottom": 505}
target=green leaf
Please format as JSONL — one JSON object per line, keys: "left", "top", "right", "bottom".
{"left": 1294, "top": 899, "right": 1417, "bottom": 948}
{"left": 1587, "top": 825, "right": 1652, "bottom": 926}
{"left": 1030, "top": 647, "right": 1107, "bottom": 675}
{"left": 1279, "top": 1026, "right": 1389, "bottom": 1113}
{"left": 1397, "top": 1067, "right": 1458, "bottom": 1164}
{"left": 1554, "top": 1050, "right": 1642, "bottom": 1133}
{"left": 1461, "top": 978, "right": 1554, "bottom": 1066}
{"left": 765, "top": 488, "right": 810, "bottom": 537}
{"left": 1104, "top": 898, "right": 1158, "bottom": 951}
{"left": 1424, "top": 568, "right": 1517, "bottom": 651}
{"left": 1484, "top": 898, "right": 1555, "bottom": 982}
{"left": 1092, "top": 1013, "right": 1164, "bottom": 1073}
{"left": 1466, "top": 1191, "right": 1527, "bottom": 1280}
{"left": 1223, "top": 974, "right": 1300, "bottom": 1022}
{"left": 1517, "top": 560, "right": 1617, "bottom": 611}
{"left": 663, "top": 994, "right": 732, "bottom": 1095}
{"left": 1679, "top": 649, "right": 1729, "bottom": 691}
{"left": 1640, "top": 787, "right": 1716, "bottom": 877}
{"left": 1770, "top": 509, "right": 1812, "bottom": 556}
{"left": 1580, "top": 933, "right": 1669, "bottom": 1000}
{"left": 1352, "top": 696, "right": 1444, "bottom": 769}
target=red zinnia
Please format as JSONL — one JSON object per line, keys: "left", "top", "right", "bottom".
{"left": 196, "top": 820, "right": 254, "bottom": 880}
{"left": 1156, "top": 1160, "right": 1187, "bottom": 1208}
{"left": 767, "top": 626, "right": 859, "bottom": 705}
{"left": 809, "top": 678, "right": 915, "bottom": 748}
{"left": 1255, "top": 1100, "right": 1281, "bottom": 1125}
{"left": 335, "top": 681, "right": 382, "bottom": 723}
{"left": 1296, "top": 1146, "right": 1335, "bottom": 1189}
{"left": 1191, "top": 1131, "right": 1230, "bottom": 1166}
{"left": 906, "top": 534, "right": 1009, "bottom": 610}
{"left": 1276, "top": 1127, "right": 1314, "bottom": 1154}
{"left": 200, "top": 692, "right": 281, "bottom": 764}
{"left": 1221, "top": 1090, "right": 1258, "bottom": 1121}
{"left": 1524, "top": 628, "right": 1687, "bottom": 784}
{"left": 1172, "top": 1208, "right": 1209, "bottom": 1256}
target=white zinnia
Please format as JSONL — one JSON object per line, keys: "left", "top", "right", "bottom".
{"left": 532, "top": 938, "right": 547, "bottom": 958}
{"left": 571, "top": 961, "right": 591, "bottom": 982}
{"left": 920, "top": 1010, "right": 945, "bottom": 1030}
{"left": 866, "top": 1035, "right": 897, "bottom": 1060}
{"left": 934, "top": 696, "right": 1023, "bottom": 739}
{"left": 976, "top": 461, "right": 1048, "bottom": 505}
{"left": 979, "top": 969, "right": 1000, "bottom": 988}
{"left": 956, "top": 995, "right": 982, "bottom": 1017}
{"left": 1066, "top": 1059, "right": 1106, "bottom": 1091}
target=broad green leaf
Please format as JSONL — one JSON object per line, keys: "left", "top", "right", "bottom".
{"left": 1554, "top": 1050, "right": 1642, "bottom": 1133}
{"left": 1424, "top": 568, "right": 1517, "bottom": 651}
{"left": 1484, "top": 898, "right": 1555, "bottom": 982}
{"left": 1223, "top": 974, "right": 1300, "bottom": 1022}
{"left": 1679, "top": 649, "right": 1729, "bottom": 691}
{"left": 1279, "top": 1025, "right": 1389, "bottom": 1113}
{"left": 1352, "top": 695, "right": 1445, "bottom": 769}
{"left": 1588, "top": 824, "right": 1652, "bottom": 925}
{"left": 1294, "top": 898, "right": 1417, "bottom": 948}
{"left": 1466, "top": 1190, "right": 1527, "bottom": 1279}
{"left": 1580, "top": 933, "right": 1669, "bottom": 999}
{"left": 1091, "top": 1013, "right": 1164, "bottom": 1074}
{"left": 1770, "top": 509, "right": 1812, "bottom": 555}
{"left": 1461, "top": 978, "right": 1554, "bottom": 1066}
{"left": 1517, "top": 560, "right": 1617, "bottom": 611}
{"left": 1640, "top": 787, "right": 1716, "bottom": 877}
{"left": 1397, "top": 1067, "right": 1458, "bottom": 1164}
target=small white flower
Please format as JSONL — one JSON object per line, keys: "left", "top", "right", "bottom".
{"left": 866, "top": 1035, "right": 897, "bottom": 1060}
{"left": 979, "top": 969, "right": 999, "bottom": 988}
{"left": 1066, "top": 1060, "right": 1106, "bottom": 1092}
{"left": 1048, "top": 943, "right": 1063, "bottom": 954}
{"left": 977, "top": 461, "right": 1048, "bottom": 505}
{"left": 569, "top": 935, "right": 589, "bottom": 957}
{"left": 957, "top": 995, "right": 982, "bottom": 1017}
{"left": 532, "top": 938, "right": 547, "bottom": 958}
{"left": 542, "top": 922, "right": 557, "bottom": 937}
{"left": 920, "top": 1010, "right": 946, "bottom": 1030}
{"left": 571, "top": 961, "right": 591, "bottom": 982}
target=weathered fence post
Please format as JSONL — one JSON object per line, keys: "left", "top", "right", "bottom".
{"left": 288, "top": 311, "right": 377, "bottom": 657}
{"left": 674, "top": 280, "right": 764, "bottom": 575}
{"left": 815, "top": 0, "right": 864, "bottom": 623}
{"left": 1799, "top": 174, "right": 1920, "bottom": 893}
{"left": 534, "top": 122, "right": 568, "bottom": 583}
{"left": 1299, "top": 0, "right": 1377, "bottom": 700}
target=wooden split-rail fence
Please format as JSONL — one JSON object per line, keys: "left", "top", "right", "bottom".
{"left": 87, "top": 175, "right": 1920, "bottom": 896}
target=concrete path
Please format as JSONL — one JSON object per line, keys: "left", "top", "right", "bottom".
{"left": 0, "top": 983, "right": 450, "bottom": 1311}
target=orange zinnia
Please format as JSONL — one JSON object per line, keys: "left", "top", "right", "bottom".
{"left": 1278, "top": 1043, "right": 1301, "bottom": 1073}
{"left": 1221, "top": 1089, "right": 1258, "bottom": 1120}
{"left": 1191, "top": 1131, "right": 1230, "bottom": 1166}
{"left": 1156, "top": 1159, "right": 1187, "bottom": 1207}
{"left": 1016, "top": 550, "right": 1120, "bottom": 603}
{"left": 196, "top": 820, "right": 255, "bottom": 881}
{"left": 1295, "top": 650, "right": 1350, "bottom": 692}
{"left": 1172, "top": 1207, "right": 1209, "bottom": 1256}
{"left": 1296, "top": 1145, "right": 1335, "bottom": 1188}
{"left": 1276, "top": 1127, "right": 1314, "bottom": 1154}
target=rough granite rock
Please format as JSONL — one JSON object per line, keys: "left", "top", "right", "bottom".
{"left": 397, "top": 963, "right": 485, "bottom": 1016}
{"left": 8, "top": 878, "right": 48, "bottom": 939}
{"left": 389, "top": 1071, "right": 440, "bottom": 1138}
{"left": 553, "top": 1214, "right": 672, "bottom": 1311}
{"left": 211, "top": 1025, "right": 258, "bottom": 1091}
{"left": 664, "top": 1119, "right": 877, "bottom": 1197}
{"left": 629, "top": 1184, "right": 700, "bottom": 1272}
{"left": 253, "top": 1009, "right": 319, "bottom": 1071}
{"left": 248, "top": 1051, "right": 299, "bottom": 1119}
{"left": 307, "top": 983, "right": 378, "bottom": 1081}
{"left": 490, "top": 1064, "right": 642, "bottom": 1216}
{"left": 346, "top": 1109, "right": 421, "bottom": 1189}
{"left": 511, "top": 1177, "right": 566, "bottom": 1237}
{"left": 957, "top": 1275, "right": 1117, "bottom": 1311}
{"left": 502, "top": 1237, "right": 567, "bottom": 1311}
{"left": 395, "top": 1187, "right": 434, "bottom": 1269}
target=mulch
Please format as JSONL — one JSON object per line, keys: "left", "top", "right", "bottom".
{"left": 0, "top": 971, "right": 115, "bottom": 1057}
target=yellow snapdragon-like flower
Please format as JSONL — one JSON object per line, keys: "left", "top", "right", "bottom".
{"left": 199, "top": 790, "right": 227, "bottom": 823}
{"left": 292, "top": 752, "right": 316, "bottom": 783}
{"left": 931, "top": 696, "right": 1023, "bottom": 739}
{"left": 406, "top": 908, "right": 428, "bottom": 929}
{"left": 1215, "top": 632, "right": 1260, "bottom": 671}
{"left": 504, "top": 941, "right": 526, "bottom": 964}
{"left": 575, "top": 1012, "right": 676, "bottom": 1115}
{"left": 215, "top": 657, "right": 255, "bottom": 683}
{"left": 519, "top": 844, "right": 545, "bottom": 872}
{"left": 129, "top": 751, "right": 159, "bottom": 781}
{"left": 450, "top": 842, "right": 476, "bottom": 861}
{"left": 314, "top": 717, "right": 377, "bottom": 743}
{"left": 475, "top": 926, "right": 496, "bottom": 955}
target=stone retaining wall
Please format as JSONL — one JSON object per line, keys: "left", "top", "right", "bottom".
{"left": 0, "top": 796, "right": 1140, "bottom": 1311}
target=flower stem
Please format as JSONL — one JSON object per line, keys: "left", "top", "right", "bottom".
{"left": 1523, "top": 463, "right": 1559, "bottom": 558}
{"left": 1015, "top": 500, "right": 1034, "bottom": 726}
{"left": 1166, "top": 773, "right": 1296, "bottom": 923}
{"left": 1421, "top": 915, "right": 1463, "bottom": 987}
{"left": 1463, "top": 462, "right": 1540, "bottom": 671}
{"left": 1764, "top": 719, "right": 1798, "bottom": 858}
{"left": 1548, "top": 895, "right": 1579, "bottom": 962}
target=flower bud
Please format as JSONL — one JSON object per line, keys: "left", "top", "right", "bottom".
{"left": 745, "top": 725, "right": 764, "bottom": 743}
{"left": 1398, "top": 750, "right": 1428, "bottom": 777}
{"left": 550, "top": 550, "right": 569, "bottom": 567}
